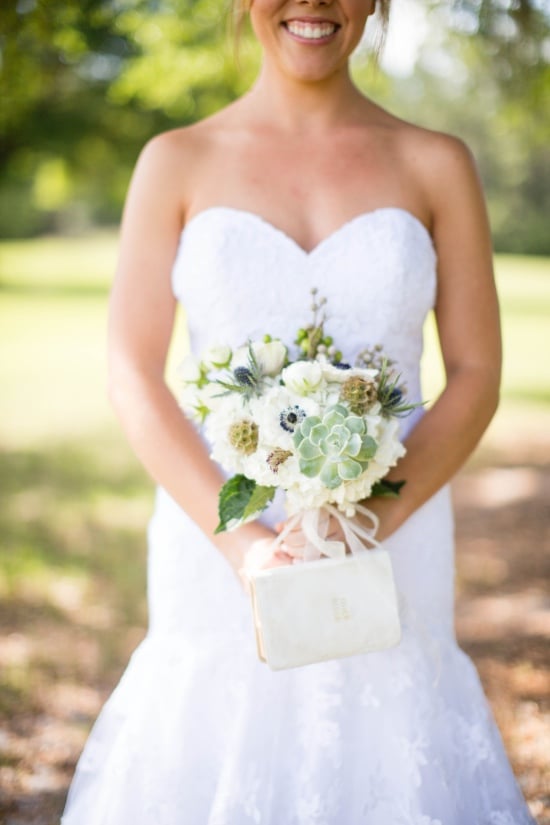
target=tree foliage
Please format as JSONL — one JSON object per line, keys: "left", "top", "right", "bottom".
{"left": 0, "top": 0, "right": 548, "bottom": 251}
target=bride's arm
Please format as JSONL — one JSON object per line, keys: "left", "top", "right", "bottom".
{"left": 108, "top": 133, "right": 292, "bottom": 580}
{"left": 358, "top": 135, "right": 501, "bottom": 540}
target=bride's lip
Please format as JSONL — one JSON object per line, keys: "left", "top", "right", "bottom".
{"left": 281, "top": 18, "right": 341, "bottom": 45}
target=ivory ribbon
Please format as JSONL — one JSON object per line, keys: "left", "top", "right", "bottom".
{"left": 242, "top": 503, "right": 380, "bottom": 577}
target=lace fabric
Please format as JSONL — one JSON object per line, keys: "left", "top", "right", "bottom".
{"left": 61, "top": 207, "right": 536, "bottom": 824}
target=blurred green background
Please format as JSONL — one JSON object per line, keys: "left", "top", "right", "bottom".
{"left": 1, "top": 0, "right": 549, "bottom": 250}
{"left": 0, "top": 0, "right": 549, "bottom": 820}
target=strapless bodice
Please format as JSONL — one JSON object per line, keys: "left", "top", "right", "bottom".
{"left": 171, "top": 205, "right": 437, "bottom": 438}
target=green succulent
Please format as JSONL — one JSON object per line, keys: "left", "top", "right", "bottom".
{"left": 293, "top": 404, "right": 377, "bottom": 489}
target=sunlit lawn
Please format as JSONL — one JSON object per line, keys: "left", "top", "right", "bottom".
{"left": 0, "top": 233, "right": 549, "bottom": 820}
{"left": 1, "top": 234, "right": 549, "bottom": 448}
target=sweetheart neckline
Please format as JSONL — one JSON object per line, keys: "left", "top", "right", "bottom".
{"left": 180, "top": 205, "right": 435, "bottom": 258}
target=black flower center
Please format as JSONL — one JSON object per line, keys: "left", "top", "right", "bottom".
{"left": 279, "top": 405, "right": 306, "bottom": 433}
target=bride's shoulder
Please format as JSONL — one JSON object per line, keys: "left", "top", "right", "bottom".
{"left": 372, "top": 103, "right": 476, "bottom": 170}
{"left": 388, "top": 114, "right": 480, "bottom": 195}
{"left": 137, "top": 100, "right": 244, "bottom": 165}
{"left": 371, "top": 105, "right": 483, "bottom": 216}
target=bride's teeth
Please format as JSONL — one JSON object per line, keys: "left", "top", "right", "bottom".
{"left": 286, "top": 21, "right": 337, "bottom": 40}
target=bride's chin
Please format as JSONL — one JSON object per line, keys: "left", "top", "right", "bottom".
{"left": 276, "top": 54, "right": 347, "bottom": 84}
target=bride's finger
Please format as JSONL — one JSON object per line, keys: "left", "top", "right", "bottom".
{"left": 283, "top": 528, "right": 307, "bottom": 548}
{"left": 263, "top": 550, "right": 293, "bottom": 568}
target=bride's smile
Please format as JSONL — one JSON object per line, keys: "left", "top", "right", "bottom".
{"left": 249, "top": 0, "right": 375, "bottom": 82}
{"left": 282, "top": 17, "right": 340, "bottom": 44}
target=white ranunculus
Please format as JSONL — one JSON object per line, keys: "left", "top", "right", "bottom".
{"left": 178, "top": 354, "right": 202, "bottom": 383}
{"left": 254, "top": 340, "right": 287, "bottom": 376}
{"left": 202, "top": 343, "right": 232, "bottom": 370}
{"left": 232, "top": 340, "right": 287, "bottom": 377}
{"left": 281, "top": 361, "right": 323, "bottom": 396}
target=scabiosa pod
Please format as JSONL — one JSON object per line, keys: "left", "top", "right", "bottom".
{"left": 228, "top": 419, "right": 259, "bottom": 455}
{"left": 293, "top": 404, "right": 378, "bottom": 489}
{"left": 339, "top": 375, "right": 378, "bottom": 415}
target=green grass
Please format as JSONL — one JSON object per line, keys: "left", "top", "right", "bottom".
{"left": 0, "top": 231, "right": 188, "bottom": 446}
{"left": 422, "top": 255, "right": 550, "bottom": 407}
{"left": 1, "top": 232, "right": 548, "bottom": 447}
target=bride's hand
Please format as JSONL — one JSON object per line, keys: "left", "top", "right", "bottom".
{"left": 274, "top": 510, "right": 346, "bottom": 559}
{"left": 237, "top": 537, "right": 295, "bottom": 595}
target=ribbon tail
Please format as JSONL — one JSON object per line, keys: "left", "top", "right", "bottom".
{"left": 325, "top": 504, "right": 382, "bottom": 556}
{"left": 301, "top": 509, "right": 346, "bottom": 560}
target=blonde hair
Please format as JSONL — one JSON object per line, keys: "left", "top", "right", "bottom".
{"left": 229, "top": 0, "right": 391, "bottom": 61}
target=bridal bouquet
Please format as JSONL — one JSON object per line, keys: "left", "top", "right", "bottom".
{"left": 179, "top": 289, "right": 418, "bottom": 547}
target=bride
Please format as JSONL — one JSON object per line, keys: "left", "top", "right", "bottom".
{"left": 61, "top": 0, "right": 537, "bottom": 822}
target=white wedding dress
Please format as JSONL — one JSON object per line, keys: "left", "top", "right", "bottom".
{"left": 61, "top": 206, "right": 536, "bottom": 825}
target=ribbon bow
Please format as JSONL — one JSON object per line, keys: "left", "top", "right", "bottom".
{"left": 242, "top": 503, "right": 381, "bottom": 576}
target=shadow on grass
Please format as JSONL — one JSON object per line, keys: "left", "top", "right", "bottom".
{"left": 1, "top": 434, "right": 549, "bottom": 823}
{"left": 0, "top": 436, "right": 153, "bottom": 722}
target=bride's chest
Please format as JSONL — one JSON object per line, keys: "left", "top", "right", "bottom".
{"left": 171, "top": 207, "right": 437, "bottom": 358}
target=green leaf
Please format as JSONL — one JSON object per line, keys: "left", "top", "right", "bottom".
{"left": 371, "top": 479, "right": 406, "bottom": 498}
{"left": 215, "top": 474, "right": 276, "bottom": 533}
{"left": 242, "top": 483, "right": 276, "bottom": 522}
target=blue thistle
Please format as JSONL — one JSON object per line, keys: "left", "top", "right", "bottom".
{"left": 233, "top": 366, "right": 255, "bottom": 387}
